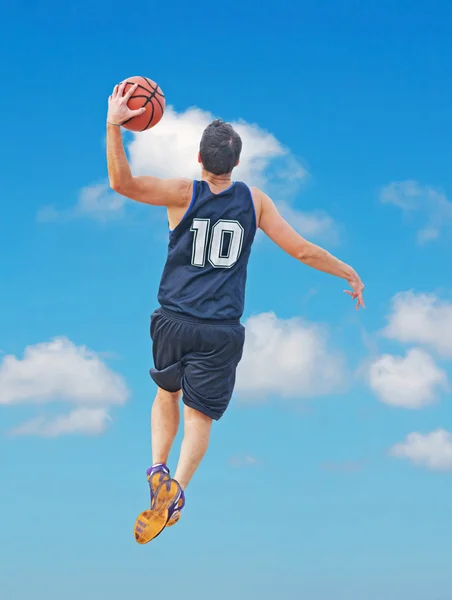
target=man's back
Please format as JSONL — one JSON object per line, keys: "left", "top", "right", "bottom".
{"left": 158, "top": 179, "right": 257, "bottom": 322}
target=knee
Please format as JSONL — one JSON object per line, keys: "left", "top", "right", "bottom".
{"left": 184, "top": 405, "right": 213, "bottom": 424}
{"left": 157, "top": 387, "right": 182, "bottom": 402}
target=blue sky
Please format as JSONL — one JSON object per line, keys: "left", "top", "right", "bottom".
{"left": 2, "top": 1, "right": 452, "bottom": 599}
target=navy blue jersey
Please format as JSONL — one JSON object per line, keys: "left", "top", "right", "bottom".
{"left": 157, "top": 180, "right": 257, "bottom": 322}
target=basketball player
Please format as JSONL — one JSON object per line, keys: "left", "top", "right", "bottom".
{"left": 106, "top": 82, "right": 365, "bottom": 544}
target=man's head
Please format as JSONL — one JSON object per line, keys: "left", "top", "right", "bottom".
{"left": 198, "top": 119, "right": 242, "bottom": 176}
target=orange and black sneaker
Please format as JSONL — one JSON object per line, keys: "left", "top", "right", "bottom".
{"left": 165, "top": 487, "right": 185, "bottom": 528}
{"left": 134, "top": 467, "right": 185, "bottom": 544}
{"left": 146, "top": 463, "right": 185, "bottom": 529}
{"left": 147, "top": 463, "right": 170, "bottom": 502}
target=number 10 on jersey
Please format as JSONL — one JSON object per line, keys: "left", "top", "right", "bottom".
{"left": 190, "top": 218, "right": 244, "bottom": 269}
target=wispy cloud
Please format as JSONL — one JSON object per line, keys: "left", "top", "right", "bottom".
{"left": 368, "top": 347, "right": 448, "bottom": 409}
{"left": 228, "top": 454, "right": 260, "bottom": 468}
{"left": 390, "top": 429, "right": 452, "bottom": 471}
{"left": 380, "top": 180, "right": 452, "bottom": 243}
{"left": 277, "top": 201, "right": 340, "bottom": 245}
{"left": 38, "top": 183, "right": 127, "bottom": 223}
{"left": 382, "top": 291, "right": 452, "bottom": 358}
{"left": 10, "top": 408, "right": 111, "bottom": 438}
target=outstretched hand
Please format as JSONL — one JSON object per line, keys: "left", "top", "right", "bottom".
{"left": 107, "top": 82, "right": 146, "bottom": 126}
{"left": 344, "top": 273, "right": 365, "bottom": 310}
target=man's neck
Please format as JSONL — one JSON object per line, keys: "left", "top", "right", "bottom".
{"left": 201, "top": 170, "right": 233, "bottom": 191}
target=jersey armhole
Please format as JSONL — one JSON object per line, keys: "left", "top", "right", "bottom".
{"left": 183, "top": 180, "right": 198, "bottom": 220}
{"left": 244, "top": 183, "right": 258, "bottom": 230}
{"left": 169, "top": 181, "right": 198, "bottom": 233}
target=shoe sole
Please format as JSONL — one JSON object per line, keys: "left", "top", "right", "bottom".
{"left": 148, "top": 471, "right": 182, "bottom": 529}
{"left": 148, "top": 470, "right": 170, "bottom": 500}
{"left": 134, "top": 479, "right": 181, "bottom": 544}
{"left": 166, "top": 510, "right": 181, "bottom": 527}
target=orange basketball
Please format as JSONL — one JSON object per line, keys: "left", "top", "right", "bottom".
{"left": 120, "top": 76, "right": 165, "bottom": 132}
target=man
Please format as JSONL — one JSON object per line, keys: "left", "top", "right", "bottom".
{"left": 106, "top": 82, "right": 365, "bottom": 544}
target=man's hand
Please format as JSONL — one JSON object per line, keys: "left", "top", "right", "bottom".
{"left": 107, "top": 82, "right": 146, "bottom": 126}
{"left": 344, "top": 273, "right": 365, "bottom": 310}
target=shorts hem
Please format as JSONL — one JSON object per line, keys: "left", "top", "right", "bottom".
{"left": 149, "top": 368, "right": 182, "bottom": 394}
{"left": 181, "top": 396, "right": 223, "bottom": 421}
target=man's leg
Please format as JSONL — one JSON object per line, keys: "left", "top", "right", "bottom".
{"left": 134, "top": 387, "right": 183, "bottom": 545}
{"left": 151, "top": 387, "right": 182, "bottom": 465}
{"left": 174, "top": 405, "right": 213, "bottom": 490}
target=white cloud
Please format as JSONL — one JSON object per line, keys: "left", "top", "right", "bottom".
{"left": 390, "top": 429, "right": 452, "bottom": 471}
{"left": 41, "top": 106, "right": 338, "bottom": 237}
{"left": 127, "top": 106, "right": 304, "bottom": 187}
{"left": 368, "top": 347, "right": 447, "bottom": 409}
{"left": 0, "top": 337, "right": 128, "bottom": 406}
{"left": 382, "top": 291, "right": 452, "bottom": 358}
{"left": 380, "top": 180, "right": 452, "bottom": 243}
{"left": 0, "top": 338, "right": 129, "bottom": 437}
{"left": 236, "top": 312, "right": 344, "bottom": 401}
{"left": 10, "top": 408, "right": 110, "bottom": 438}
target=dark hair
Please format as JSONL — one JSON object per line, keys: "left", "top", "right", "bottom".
{"left": 199, "top": 119, "right": 242, "bottom": 175}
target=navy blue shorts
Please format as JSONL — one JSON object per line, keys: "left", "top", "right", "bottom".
{"left": 149, "top": 307, "right": 245, "bottom": 420}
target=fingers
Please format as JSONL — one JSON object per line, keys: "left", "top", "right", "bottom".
{"left": 130, "top": 107, "right": 147, "bottom": 117}
{"left": 118, "top": 80, "right": 127, "bottom": 98}
{"left": 111, "top": 80, "right": 140, "bottom": 105}
{"left": 345, "top": 289, "right": 365, "bottom": 309}
{"left": 124, "top": 83, "right": 139, "bottom": 101}
{"left": 344, "top": 290, "right": 358, "bottom": 299}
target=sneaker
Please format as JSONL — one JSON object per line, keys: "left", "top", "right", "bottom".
{"left": 166, "top": 485, "right": 185, "bottom": 527}
{"left": 134, "top": 478, "right": 183, "bottom": 544}
{"left": 146, "top": 463, "right": 170, "bottom": 505}
{"left": 146, "top": 464, "right": 185, "bottom": 528}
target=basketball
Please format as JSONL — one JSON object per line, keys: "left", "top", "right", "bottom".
{"left": 119, "top": 76, "right": 165, "bottom": 132}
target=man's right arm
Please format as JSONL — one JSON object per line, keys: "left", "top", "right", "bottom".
{"left": 106, "top": 83, "right": 191, "bottom": 208}
{"left": 254, "top": 188, "right": 365, "bottom": 304}
{"left": 107, "top": 123, "right": 191, "bottom": 207}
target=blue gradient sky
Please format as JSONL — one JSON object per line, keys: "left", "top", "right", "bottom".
{"left": 1, "top": 1, "right": 452, "bottom": 599}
